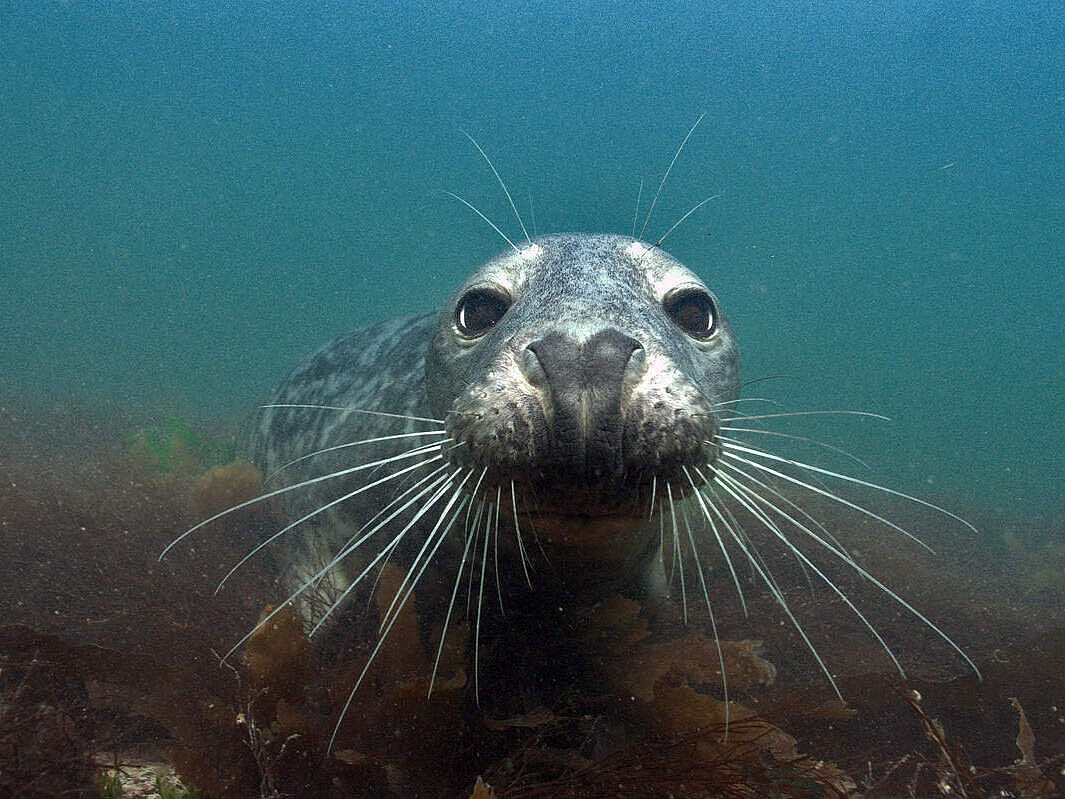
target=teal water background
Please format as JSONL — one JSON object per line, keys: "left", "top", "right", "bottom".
{"left": 2, "top": 1, "right": 1062, "bottom": 517}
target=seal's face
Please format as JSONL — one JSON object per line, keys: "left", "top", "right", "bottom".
{"left": 426, "top": 233, "right": 740, "bottom": 554}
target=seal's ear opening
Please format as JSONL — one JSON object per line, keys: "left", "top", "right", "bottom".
{"left": 663, "top": 288, "right": 716, "bottom": 340}
{"left": 455, "top": 288, "right": 512, "bottom": 338}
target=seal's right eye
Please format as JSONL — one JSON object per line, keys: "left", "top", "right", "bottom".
{"left": 455, "top": 288, "right": 511, "bottom": 338}
{"left": 663, "top": 287, "right": 716, "bottom": 340}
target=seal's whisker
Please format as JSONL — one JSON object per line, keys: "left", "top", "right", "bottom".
{"left": 712, "top": 396, "right": 785, "bottom": 408}
{"left": 492, "top": 487, "right": 505, "bottom": 616}
{"left": 683, "top": 466, "right": 748, "bottom": 616}
{"left": 460, "top": 130, "right": 532, "bottom": 244}
{"left": 160, "top": 440, "right": 447, "bottom": 559}
{"left": 658, "top": 504, "right": 667, "bottom": 576}
{"left": 678, "top": 491, "right": 730, "bottom": 741}
{"left": 720, "top": 462, "right": 980, "bottom": 677}
{"left": 464, "top": 499, "right": 487, "bottom": 615}
{"left": 260, "top": 403, "right": 444, "bottom": 425}
{"left": 713, "top": 457, "right": 854, "bottom": 564}
{"left": 717, "top": 469, "right": 907, "bottom": 678}
{"left": 725, "top": 410, "right": 892, "bottom": 423}
{"left": 330, "top": 477, "right": 472, "bottom": 754}
{"left": 216, "top": 453, "right": 446, "bottom": 593}
{"left": 378, "top": 469, "right": 475, "bottom": 634}
{"left": 638, "top": 113, "right": 706, "bottom": 240}
{"left": 710, "top": 476, "right": 845, "bottom": 701}
{"left": 518, "top": 490, "right": 550, "bottom": 565}
{"left": 220, "top": 473, "right": 453, "bottom": 664}
{"left": 431, "top": 502, "right": 478, "bottom": 697}
{"left": 264, "top": 429, "right": 448, "bottom": 484}
{"left": 462, "top": 469, "right": 490, "bottom": 614}
{"left": 443, "top": 190, "right": 521, "bottom": 255}
{"left": 696, "top": 476, "right": 780, "bottom": 600}
{"left": 648, "top": 474, "right": 658, "bottom": 520}
{"left": 721, "top": 441, "right": 976, "bottom": 540}
{"left": 632, "top": 178, "right": 644, "bottom": 238}
{"left": 654, "top": 192, "right": 724, "bottom": 248}
{"left": 511, "top": 480, "right": 533, "bottom": 589}
{"left": 666, "top": 483, "right": 688, "bottom": 622}
{"left": 719, "top": 441, "right": 975, "bottom": 534}
{"left": 717, "top": 429, "right": 870, "bottom": 469}
{"left": 719, "top": 450, "right": 933, "bottom": 551}
{"left": 310, "top": 469, "right": 457, "bottom": 638}
{"left": 219, "top": 467, "right": 454, "bottom": 664}
{"left": 474, "top": 497, "right": 492, "bottom": 704}
{"left": 360, "top": 466, "right": 455, "bottom": 609}
{"left": 464, "top": 467, "right": 489, "bottom": 535}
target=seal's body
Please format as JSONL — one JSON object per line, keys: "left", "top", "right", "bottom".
{"left": 252, "top": 233, "right": 739, "bottom": 629}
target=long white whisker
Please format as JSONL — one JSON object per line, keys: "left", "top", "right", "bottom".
{"left": 465, "top": 499, "right": 487, "bottom": 616}
{"left": 631, "top": 178, "right": 644, "bottom": 238}
{"left": 667, "top": 483, "right": 687, "bottom": 622}
{"left": 430, "top": 505, "right": 478, "bottom": 696}
{"left": 474, "top": 497, "right": 492, "bottom": 704}
{"left": 654, "top": 193, "right": 723, "bottom": 247}
{"left": 693, "top": 470, "right": 774, "bottom": 602}
{"left": 220, "top": 467, "right": 453, "bottom": 664}
{"left": 683, "top": 466, "right": 747, "bottom": 615}
{"left": 714, "top": 458, "right": 853, "bottom": 564}
{"left": 712, "top": 487, "right": 786, "bottom": 600}
{"left": 710, "top": 475, "right": 844, "bottom": 700}
{"left": 723, "top": 410, "right": 891, "bottom": 423}
{"left": 378, "top": 470, "right": 476, "bottom": 633}
{"left": 720, "top": 450, "right": 934, "bottom": 551}
{"left": 443, "top": 190, "right": 521, "bottom": 255}
{"left": 493, "top": 487, "right": 504, "bottom": 615}
{"left": 512, "top": 480, "right": 533, "bottom": 589}
{"left": 712, "top": 397, "right": 785, "bottom": 408}
{"left": 717, "top": 469, "right": 906, "bottom": 678}
{"left": 160, "top": 440, "right": 446, "bottom": 559}
{"left": 639, "top": 113, "right": 705, "bottom": 240}
{"left": 260, "top": 404, "right": 444, "bottom": 425}
{"left": 461, "top": 130, "right": 531, "bottom": 244}
{"left": 463, "top": 468, "right": 490, "bottom": 614}
{"left": 717, "top": 429, "right": 869, "bottom": 469}
{"left": 264, "top": 430, "right": 448, "bottom": 484}
{"left": 722, "top": 442, "right": 975, "bottom": 539}
{"left": 328, "top": 482, "right": 471, "bottom": 754}
{"left": 678, "top": 493, "right": 729, "bottom": 740}
{"left": 721, "top": 465, "right": 980, "bottom": 678}
{"left": 309, "top": 469, "right": 459, "bottom": 637}
{"left": 216, "top": 453, "right": 445, "bottom": 593}
{"left": 719, "top": 447, "right": 971, "bottom": 549}
{"left": 648, "top": 474, "right": 658, "bottom": 519}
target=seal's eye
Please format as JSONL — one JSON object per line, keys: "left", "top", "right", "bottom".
{"left": 664, "top": 288, "right": 716, "bottom": 340}
{"left": 455, "top": 288, "right": 511, "bottom": 338}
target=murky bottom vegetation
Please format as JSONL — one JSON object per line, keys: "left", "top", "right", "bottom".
{"left": 2, "top": 398, "right": 1063, "bottom": 798}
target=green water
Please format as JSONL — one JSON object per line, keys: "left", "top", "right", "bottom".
{"left": 1, "top": 0, "right": 1062, "bottom": 517}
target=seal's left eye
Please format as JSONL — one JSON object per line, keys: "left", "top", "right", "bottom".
{"left": 664, "top": 288, "right": 716, "bottom": 340}
{"left": 455, "top": 288, "right": 511, "bottom": 337}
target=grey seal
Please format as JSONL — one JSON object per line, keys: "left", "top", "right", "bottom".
{"left": 250, "top": 232, "right": 738, "bottom": 623}
{"left": 169, "top": 228, "right": 977, "bottom": 748}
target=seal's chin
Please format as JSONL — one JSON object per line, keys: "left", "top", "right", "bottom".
{"left": 525, "top": 511, "right": 648, "bottom": 549}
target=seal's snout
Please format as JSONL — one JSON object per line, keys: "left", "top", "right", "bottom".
{"left": 521, "top": 328, "right": 643, "bottom": 475}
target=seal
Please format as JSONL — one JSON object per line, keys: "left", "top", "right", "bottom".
{"left": 250, "top": 233, "right": 739, "bottom": 629}
{"left": 169, "top": 225, "right": 977, "bottom": 748}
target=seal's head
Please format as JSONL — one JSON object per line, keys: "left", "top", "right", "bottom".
{"left": 426, "top": 233, "right": 739, "bottom": 574}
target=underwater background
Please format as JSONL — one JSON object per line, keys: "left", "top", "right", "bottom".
{"left": 2, "top": 0, "right": 1063, "bottom": 518}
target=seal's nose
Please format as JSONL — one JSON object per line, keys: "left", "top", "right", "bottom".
{"left": 521, "top": 328, "right": 643, "bottom": 475}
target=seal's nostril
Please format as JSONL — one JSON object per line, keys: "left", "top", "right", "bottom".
{"left": 519, "top": 345, "right": 548, "bottom": 388}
